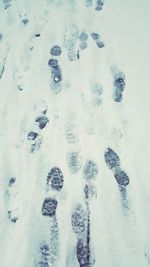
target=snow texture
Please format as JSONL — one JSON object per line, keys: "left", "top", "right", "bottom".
{"left": 0, "top": 0, "right": 150, "bottom": 266}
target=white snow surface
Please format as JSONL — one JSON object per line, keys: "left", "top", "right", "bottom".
{"left": 0, "top": 0, "right": 150, "bottom": 267}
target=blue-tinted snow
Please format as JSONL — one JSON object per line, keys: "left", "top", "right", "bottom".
{"left": 0, "top": 0, "right": 150, "bottom": 267}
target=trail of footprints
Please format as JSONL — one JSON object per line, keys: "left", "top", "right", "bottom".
{"left": 28, "top": 33, "right": 128, "bottom": 267}
{"left": 47, "top": 28, "right": 105, "bottom": 94}
{"left": 64, "top": 28, "right": 105, "bottom": 64}
{"left": 37, "top": 167, "right": 64, "bottom": 267}
{"left": 48, "top": 45, "right": 63, "bottom": 94}
{"left": 46, "top": 28, "right": 126, "bottom": 103}
{"left": 27, "top": 110, "right": 49, "bottom": 153}
{"left": 35, "top": 127, "right": 130, "bottom": 266}
{"left": 71, "top": 159, "right": 99, "bottom": 267}
{"left": 104, "top": 147, "right": 129, "bottom": 187}
{"left": 2, "top": 0, "right": 105, "bottom": 11}
{"left": 104, "top": 147, "right": 130, "bottom": 210}
{"left": 6, "top": 148, "right": 130, "bottom": 266}
{"left": 6, "top": 177, "right": 20, "bottom": 223}
{"left": 1, "top": 1, "right": 137, "bottom": 266}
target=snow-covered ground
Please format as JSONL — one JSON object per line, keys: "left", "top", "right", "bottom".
{"left": 0, "top": 0, "right": 150, "bottom": 266}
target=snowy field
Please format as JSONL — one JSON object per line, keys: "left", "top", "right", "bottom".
{"left": 0, "top": 0, "right": 150, "bottom": 266}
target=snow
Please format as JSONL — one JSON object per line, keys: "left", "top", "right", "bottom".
{"left": 0, "top": 0, "right": 150, "bottom": 266}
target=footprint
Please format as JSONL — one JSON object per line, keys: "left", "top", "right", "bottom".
{"left": 113, "top": 76, "right": 126, "bottom": 102}
{"left": 65, "top": 115, "right": 79, "bottom": 144}
{"left": 71, "top": 203, "right": 93, "bottom": 267}
{"left": 71, "top": 204, "right": 87, "bottom": 236}
{"left": 19, "top": 13, "right": 29, "bottom": 25}
{"left": 64, "top": 25, "right": 79, "bottom": 61}
{"left": 28, "top": 134, "right": 42, "bottom": 153}
{"left": 50, "top": 45, "right": 62, "bottom": 56}
{"left": 51, "top": 64, "right": 62, "bottom": 84}
{"left": 76, "top": 239, "right": 90, "bottom": 267}
{"left": 90, "top": 83, "right": 103, "bottom": 107}
{"left": 27, "top": 131, "right": 38, "bottom": 140}
{"left": 111, "top": 67, "right": 126, "bottom": 102}
{"left": 66, "top": 150, "right": 83, "bottom": 174}
{"left": 39, "top": 166, "right": 63, "bottom": 266}
{"left": 95, "top": 0, "right": 105, "bottom": 11}
{"left": 48, "top": 57, "right": 63, "bottom": 93}
{"left": 104, "top": 147, "right": 129, "bottom": 187}
{"left": 38, "top": 222, "right": 59, "bottom": 267}
{"left": 82, "top": 160, "right": 97, "bottom": 266}
{"left": 40, "top": 166, "right": 64, "bottom": 265}
{"left": 35, "top": 116, "right": 49, "bottom": 130}
{"left": 79, "top": 32, "right": 88, "bottom": 51}
{"left": 114, "top": 169, "right": 129, "bottom": 187}
{"left": 85, "top": 0, "right": 105, "bottom": 11}
{"left": 27, "top": 108, "right": 48, "bottom": 153}
{"left": 84, "top": 184, "right": 97, "bottom": 200}
{"left": 40, "top": 197, "right": 60, "bottom": 266}
{"left": 38, "top": 242, "right": 50, "bottom": 267}
{"left": 8, "top": 177, "right": 16, "bottom": 186}
{"left": 6, "top": 177, "right": 20, "bottom": 223}
{"left": 104, "top": 147, "right": 120, "bottom": 170}
{"left": 48, "top": 59, "right": 59, "bottom": 68}
{"left": 91, "top": 32, "right": 105, "bottom": 48}
{"left": 46, "top": 167, "right": 64, "bottom": 191}
{"left": 83, "top": 159, "right": 99, "bottom": 180}
{"left": 41, "top": 198, "right": 58, "bottom": 217}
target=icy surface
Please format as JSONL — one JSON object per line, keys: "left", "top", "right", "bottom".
{"left": 0, "top": 0, "right": 150, "bottom": 266}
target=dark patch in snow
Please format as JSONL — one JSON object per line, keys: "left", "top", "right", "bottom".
{"left": 50, "top": 45, "right": 62, "bottom": 56}
{"left": 104, "top": 147, "right": 120, "bottom": 170}
{"left": 9, "top": 177, "right": 16, "bottom": 186}
{"left": 47, "top": 167, "right": 64, "bottom": 191}
{"left": 76, "top": 239, "right": 90, "bottom": 267}
{"left": 114, "top": 170, "right": 129, "bottom": 187}
{"left": 48, "top": 59, "right": 59, "bottom": 68}
{"left": 42, "top": 198, "right": 58, "bottom": 217}
{"left": 35, "top": 116, "right": 49, "bottom": 129}
{"left": 27, "top": 131, "right": 38, "bottom": 140}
